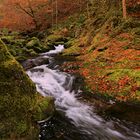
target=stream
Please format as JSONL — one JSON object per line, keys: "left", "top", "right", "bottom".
{"left": 26, "top": 45, "right": 140, "bottom": 140}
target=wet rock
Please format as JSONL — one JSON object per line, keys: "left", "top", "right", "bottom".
{"left": 33, "top": 96, "right": 55, "bottom": 122}
{"left": 105, "top": 102, "right": 140, "bottom": 123}
{"left": 22, "top": 57, "right": 49, "bottom": 70}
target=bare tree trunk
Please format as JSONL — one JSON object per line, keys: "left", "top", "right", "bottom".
{"left": 55, "top": 0, "right": 58, "bottom": 29}
{"left": 79, "top": 0, "right": 82, "bottom": 12}
{"left": 122, "top": 0, "right": 127, "bottom": 19}
{"left": 51, "top": 0, "right": 54, "bottom": 30}
{"left": 86, "top": 1, "right": 90, "bottom": 19}
{"left": 27, "top": 0, "right": 39, "bottom": 29}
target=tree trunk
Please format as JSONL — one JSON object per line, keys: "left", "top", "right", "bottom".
{"left": 86, "top": 1, "right": 90, "bottom": 19}
{"left": 79, "top": 0, "right": 82, "bottom": 12}
{"left": 55, "top": 0, "right": 58, "bottom": 29}
{"left": 122, "top": 0, "right": 127, "bottom": 19}
{"left": 51, "top": 0, "right": 54, "bottom": 29}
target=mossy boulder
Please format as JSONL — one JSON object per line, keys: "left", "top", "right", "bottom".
{"left": 22, "top": 57, "right": 49, "bottom": 70}
{"left": 1, "top": 36, "right": 15, "bottom": 44}
{"left": 26, "top": 37, "right": 42, "bottom": 52}
{"left": 46, "top": 34, "right": 67, "bottom": 43}
{"left": 62, "top": 44, "right": 81, "bottom": 56}
{"left": 64, "top": 39, "right": 75, "bottom": 48}
{"left": 26, "top": 37, "right": 41, "bottom": 47}
{"left": 33, "top": 96, "right": 55, "bottom": 122}
{"left": 0, "top": 40, "right": 55, "bottom": 139}
{"left": 45, "top": 34, "right": 68, "bottom": 48}
{"left": 26, "top": 37, "right": 49, "bottom": 53}
{"left": 0, "top": 33, "right": 56, "bottom": 62}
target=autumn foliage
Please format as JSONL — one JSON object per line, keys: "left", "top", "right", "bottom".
{"left": 0, "top": 0, "right": 85, "bottom": 31}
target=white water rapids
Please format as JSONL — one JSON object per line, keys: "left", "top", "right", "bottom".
{"left": 27, "top": 45, "right": 140, "bottom": 140}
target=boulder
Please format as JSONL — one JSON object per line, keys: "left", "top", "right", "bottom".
{"left": 0, "top": 39, "right": 54, "bottom": 139}
{"left": 45, "top": 34, "right": 68, "bottom": 49}
{"left": 26, "top": 37, "right": 50, "bottom": 53}
{"left": 22, "top": 57, "right": 49, "bottom": 70}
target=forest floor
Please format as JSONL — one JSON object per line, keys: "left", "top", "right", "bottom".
{"left": 61, "top": 32, "right": 140, "bottom": 103}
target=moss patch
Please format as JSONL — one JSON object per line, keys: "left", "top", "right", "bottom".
{"left": 33, "top": 96, "right": 55, "bottom": 121}
{"left": 107, "top": 69, "right": 140, "bottom": 82}
{"left": 0, "top": 40, "right": 55, "bottom": 139}
{"left": 62, "top": 44, "right": 81, "bottom": 56}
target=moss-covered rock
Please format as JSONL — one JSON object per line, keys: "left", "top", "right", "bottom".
{"left": 46, "top": 34, "right": 67, "bottom": 43}
{"left": 45, "top": 34, "right": 68, "bottom": 49}
{"left": 0, "top": 39, "right": 55, "bottom": 139}
{"left": 26, "top": 37, "right": 43, "bottom": 53}
{"left": 1, "top": 36, "right": 15, "bottom": 44}
{"left": 26, "top": 37, "right": 50, "bottom": 53}
{"left": 0, "top": 34, "right": 53, "bottom": 62}
{"left": 33, "top": 96, "right": 55, "bottom": 122}
{"left": 26, "top": 37, "right": 41, "bottom": 48}
{"left": 62, "top": 42, "right": 81, "bottom": 56}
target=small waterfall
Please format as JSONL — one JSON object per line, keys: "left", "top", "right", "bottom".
{"left": 27, "top": 45, "right": 140, "bottom": 140}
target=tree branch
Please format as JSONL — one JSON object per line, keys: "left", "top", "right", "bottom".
{"left": 15, "top": 3, "right": 34, "bottom": 18}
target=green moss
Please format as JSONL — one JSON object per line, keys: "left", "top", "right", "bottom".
{"left": 76, "top": 14, "right": 86, "bottom": 27}
{"left": 0, "top": 39, "right": 55, "bottom": 139}
{"left": 26, "top": 37, "right": 51, "bottom": 53}
{"left": 33, "top": 96, "right": 55, "bottom": 121}
{"left": 132, "top": 37, "right": 140, "bottom": 45}
{"left": 123, "top": 45, "right": 130, "bottom": 50}
{"left": 62, "top": 45, "right": 81, "bottom": 56}
{"left": 0, "top": 39, "right": 13, "bottom": 62}
{"left": 26, "top": 37, "right": 41, "bottom": 47}
{"left": 54, "top": 41, "right": 65, "bottom": 46}
{"left": 83, "top": 62, "right": 90, "bottom": 68}
{"left": 107, "top": 69, "right": 140, "bottom": 82}
{"left": 26, "top": 37, "right": 44, "bottom": 53}
{"left": 46, "top": 34, "right": 67, "bottom": 43}
{"left": 1, "top": 28, "right": 9, "bottom": 35}
{"left": 116, "top": 36, "right": 128, "bottom": 42}
{"left": 87, "top": 44, "right": 97, "bottom": 52}
{"left": 16, "top": 121, "right": 28, "bottom": 135}
{"left": 136, "top": 91, "right": 140, "bottom": 96}
{"left": 65, "top": 39, "right": 75, "bottom": 48}
{"left": 1, "top": 36, "right": 15, "bottom": 44}
{"left": 132, "top": 28, "right": 140, "bottom": 35}
{"left": 0, "top": 39, "right": 37, "bottom": 138}
{"left": 16, "top": 56, "right": 28, "bottom": 62}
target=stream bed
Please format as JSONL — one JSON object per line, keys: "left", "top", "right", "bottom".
{"left": 26, "top": 45, "right": 140, "bottom": 140}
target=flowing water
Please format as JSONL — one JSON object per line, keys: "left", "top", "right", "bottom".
{"left": 27, "top": 45, "right": 140, "bottom": 140}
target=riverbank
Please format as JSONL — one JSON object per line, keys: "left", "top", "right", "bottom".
{"left": 26, "top": 45, "right": 140, "bottom": 140}
{"left": 0, "top": 0, "right": 140, "bottom": 138}
{"left": 45, "top": 2, "right": 140, "bottom": 122}
{"left": 53, "top": 54, "right": 140, "bottom": 123}
{"left": 0, "top": 36, "right": 55, "bottom": 138}
{"left": 50, "top": 1, "right": 140, "bottom": 103}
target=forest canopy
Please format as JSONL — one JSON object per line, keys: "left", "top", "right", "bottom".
{"left": 0, "top": 0, "right": 139, "bottom": 31}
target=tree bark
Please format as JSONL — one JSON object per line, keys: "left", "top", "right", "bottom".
{"left": 122, "top": 0, "right": 127, "bottom": 19}
{"left": 55, "top": 0, "right": 58, "bottom": 29}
